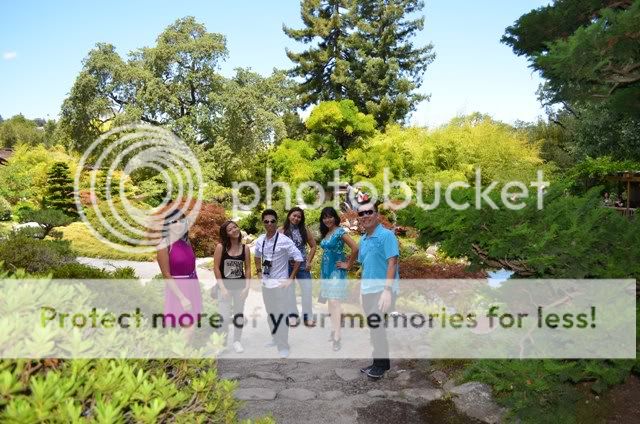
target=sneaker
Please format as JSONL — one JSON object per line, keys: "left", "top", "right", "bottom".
{"left": 360, "top": 364, "right": 374, "bottom": 374}
{"left": 232, "top": 341, "right": 244, "bottom": 353}
{"left": 332, "top": 338, "right": 341, "bottom": 351}
{"left": 264, "top": 339, "right": 277, "bottom": 348}
{"left": 366, "top": 366, "right": 387, "bottom": 380}
{"left": 278, "top": 348, "right": 290, "bottom": 358}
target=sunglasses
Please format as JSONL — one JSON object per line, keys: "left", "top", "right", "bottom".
{"left": 263, "top": 219, "right": 276, "bottom": 224}
{"left": 357, "top": 209, "right": 375, "bottom": 217}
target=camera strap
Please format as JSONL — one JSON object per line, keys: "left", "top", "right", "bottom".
{"left": 261, "top": 232, "right": 279, "bottom": 260}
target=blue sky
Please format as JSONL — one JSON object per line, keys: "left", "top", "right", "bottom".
{"left": 0, "top": 0, "right": 550, "bottom": 127}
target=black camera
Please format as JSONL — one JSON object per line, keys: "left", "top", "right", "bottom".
{"left": 262, "top": 259, "right": 272, "bottom": 276}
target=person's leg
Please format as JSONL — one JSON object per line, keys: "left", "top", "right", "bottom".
{"left": 328, "top": 299, "right": 342, "bottom": 340}
{"left": 230, "top": 289, "right": 246, "bottom": 343}
{"left": 273, "top": 286, "right": 290, "bottom": 350}
{"left": 297, "top": 269, "right": 313, "bottom": 322}
{"left": 361, "top": 292, "right": 390, "bottom": 370}
{"left": 286, "top": 263, "right": 299, "bottom": 320}
{"left": 262, "top": 286, "right": 277, "bottom": 340}
{"left": 216, "top": 286, "right": 232, "bottom": 346}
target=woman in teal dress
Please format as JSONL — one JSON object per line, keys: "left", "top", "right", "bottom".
{"left": 319, "top": 207, "right": 358, "bottom": 351}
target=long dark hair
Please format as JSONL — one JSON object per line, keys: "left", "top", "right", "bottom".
{"left": 162, "top": 209, "right": 190, "bottom": 243}
{"left": 219, "top": 220, "right": 242, "bottom": 251}
{"left": 319, "top": 206, "right": 340, "bottom": 238}
{"left": 283, "top": 207, "right": 308, "bottom": 245}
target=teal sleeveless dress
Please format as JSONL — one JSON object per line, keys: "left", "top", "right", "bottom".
{"left": 320, "top": 227, "right": 348, "bottom": 300}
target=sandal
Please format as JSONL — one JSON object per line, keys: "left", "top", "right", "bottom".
{"left": 304, "top": 319, "right": 316, "bottom": 327}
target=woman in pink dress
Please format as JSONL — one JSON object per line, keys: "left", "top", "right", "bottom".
{"left": 156, "top": 210, "right": 202, "bottom": 339}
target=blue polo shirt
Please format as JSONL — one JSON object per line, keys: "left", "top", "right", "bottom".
{"left": 358, "top": 224, "right": 400, "bottom": 294}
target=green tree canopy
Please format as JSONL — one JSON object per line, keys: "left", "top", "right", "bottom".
{"left": 285, "top": 0, "right": 434, "bottom": 127}
{"left": 0, "top": 115, "right": 45, "bottom": 148}
{"left": 60, "top": 17, "right": 296, "bottom": 154}
{"left": 502, "top": 0, "right": 640, "bottom": 116}
{"left": 306, "top": 99, "right": 376, "bottom": 156}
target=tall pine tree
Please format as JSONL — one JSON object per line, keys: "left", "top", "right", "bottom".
{"left": 349, "top": 0, "right": 435, "bottom": 126}
{"left": 44, "top": 162, "right": 77, "bottom": 218}
{"left": 284, "top": 0, "right": 353, "bottom": 106}
{"left": 285, "top": 0, "right": 434, "bottom": 128}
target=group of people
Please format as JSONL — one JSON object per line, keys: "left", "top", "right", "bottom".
{"left": 157, "top": 200, "right": 400, "bottom": 380}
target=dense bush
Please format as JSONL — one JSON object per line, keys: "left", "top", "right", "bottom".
{"left": 0, "top": 144, "right": 76, "bottom": 204}
{"left": 238, "top": 210, "right": 260, "bottom": 235}
{"left": 0, "top": 233, "right": 75, "bottom": 273}
{"left": 464, "top": 357, "right": 638, "bottom": 423}
{"left": 12, "top": 200, "right": 37, "bottom": 222}
{"left": 398, "top": 183, "right": 640, "bottom": 279}
{"left": 0, "top": 196, "right": 11, "bottom": 221}
{"left": 48, "top": 263, "right": 137, "bottom": 279}
{"left": 20, "top": 208, "right": 75, "bottom": 239}
{"left": 0, "top": 358, "right": 254, "bottom": 423}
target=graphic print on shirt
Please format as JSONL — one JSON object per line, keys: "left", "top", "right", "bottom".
{"left": 223, "top": 258, "right": 244, "bottom": 279}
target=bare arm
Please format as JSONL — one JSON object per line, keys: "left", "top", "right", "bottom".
{"left": 340, "top": 233, "right": 359, "bottom": 269}
{"left": 386, "top": 256, "right": 398, "bottom": 281}
{"left": 244, "top": 244, "right": 252, "bottom": 289}
{"left": 306, "top": 228, "right": 317, "bottom": 266}
{"left": 213, "top": 244, "right": 226, "bottom": 290}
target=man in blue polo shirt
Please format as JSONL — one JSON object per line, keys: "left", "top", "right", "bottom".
{"left": 357, "top": 201, "right": 399, "bottom": 379}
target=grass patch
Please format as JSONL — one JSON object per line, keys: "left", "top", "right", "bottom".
{"left": 59, "top": 222, "right": 155, "bottom": 261}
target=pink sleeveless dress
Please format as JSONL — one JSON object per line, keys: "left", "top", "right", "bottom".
{"left": 163, "top": 240, "right": 203, "bottom": 325}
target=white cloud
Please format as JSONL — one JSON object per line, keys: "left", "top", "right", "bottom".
{"left": 3, "top": 52, "right": 17, "bottom": 60}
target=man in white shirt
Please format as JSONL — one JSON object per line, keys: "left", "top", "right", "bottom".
{"left": 254, "top": 209, "right": 304, "bottom": 358}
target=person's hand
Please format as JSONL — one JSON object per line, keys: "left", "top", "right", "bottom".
{"left": 306, "top": 258, "right": 313, "bottom": 270}
{"left": 219, "top": 286, "right": 230, "bottom": 300}
{"left": 179, "top": 296, "right": 192, "bottom": 312}
{"left": 281, "top": 279, "right": 293, "bottom": 289}
{"left": 378, "top": 290, "right": 392, "bottom": 313}
{"left": 336, "top": 261, "right": 350, "bottom": 270}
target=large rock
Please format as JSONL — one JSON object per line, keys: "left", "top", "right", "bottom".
{"left": 278, "top": 388, "right": 316, "bottom": 401}
{"left": 319, "top": 390, "right": 344, "bottom": 400}
{"left": 449, "top": 382, "right": 506, "bottom": 424}
{"left": 335, "top": 367, "right": 360, "bottom": 381}
{"left": 367, "top": 389, "right": 386, "bottom": 398}
{"left": 401, "top": 388, "right": 443, "bottom": 402}
{"left": 250, "top": 371, "right": 285, "bottom": 381}
{"left": 234, "top": 388, "right": 277, "bottom": 401}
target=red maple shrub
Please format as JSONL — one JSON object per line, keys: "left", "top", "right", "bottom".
{"left": 399, "top": 256, "right": 487, "bottom": 280}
